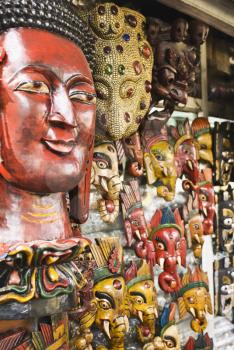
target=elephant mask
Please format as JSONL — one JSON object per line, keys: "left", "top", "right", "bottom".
{"left": 178, "top": 267, "right": 212, "bottom": 333}
{"left": 125, "top": 260, "right": 158, "bottom": 343}
{"left": 91, "top": 142, "right": 122, "bottom": 223}
{"left": 150, "top": 207, "right": 187, "bottom": 293}
{"left": 143, "top": 129, "right": 177, "bottom": 201}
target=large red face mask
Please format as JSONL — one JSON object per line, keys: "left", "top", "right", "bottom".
{"left": 0, "top": 28, "right": 96, "bottom": 222}
{"left": 150, "top": 208, "right": 187, "bottom": 293}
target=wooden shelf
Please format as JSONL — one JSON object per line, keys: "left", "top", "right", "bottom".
{"left": 156, "top": 0, "right": 234, "bottom": 37}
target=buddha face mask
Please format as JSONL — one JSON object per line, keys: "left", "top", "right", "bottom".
{"left": 0, "top": 28, "right": 96, "bottom": 194}
{"left": 86, "top": 3, "right": 153, "bottom": 140}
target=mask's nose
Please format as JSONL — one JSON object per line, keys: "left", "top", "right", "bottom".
{"left": 48, "top": 113, "right": 77, "bottom": 129}
{"left": 50, "top": 90, "right": 77, "bottom": 129}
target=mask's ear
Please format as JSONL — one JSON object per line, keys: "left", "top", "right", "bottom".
{"left": 69, "top": 140, "right": 94, "bottom": 224}
{"left": 178, "top": 296, "right": 187, "bottom": 319}
{"left": 206, "top": 293, "right": 213, "bottom": 315}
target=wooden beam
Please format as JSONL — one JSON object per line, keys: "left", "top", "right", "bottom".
{"left": 200, "top": 42, "right": 208, "bottom": 118}
{"left": 156, "top": 0, "right": 234, "bottom": 37}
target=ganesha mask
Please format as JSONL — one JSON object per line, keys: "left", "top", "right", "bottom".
{"left": 125, "top": 260, "right": 158, "bottom": 343}
{"left": 191, "top": 117, "right": 213, "bottom": 167}
{"left": 170, "top": 118, "right": 199, "bottom": 184}
{"left": 84, "top": 3, "right": 153, "bottom": 140}
{"left": 79, "top": 238, "right": 129, "bottom": 350}
{"left": 121, "top": 180, "right": 156, "bottom": 266}
{"left": 183, "top": 172, "right": 215, "bottom": 236}
{"left": 149, "top": 207, "right": 187, "bottom": 293}
{"left": 143, "top": 323, "right": 181, "bottom": 350}
{"left": 91, "top": 142, "right": 122, "bottom": 223}
{"left": 178, "top": 267, "right": 212, "bottom": 333}
{"left": 143, "top": 131, "right": 177, "bottom": 201}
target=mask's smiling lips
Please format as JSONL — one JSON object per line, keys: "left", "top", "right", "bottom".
{"left": 42, "top": 138, "right": 76, "bottom": 155}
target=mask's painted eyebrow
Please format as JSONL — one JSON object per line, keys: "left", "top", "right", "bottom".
{"left": 95, "top": 291, "right": 116, "bottom": 308}
{"left": 65, "top": 74, "right": 93, "bottom": 87}
{"left": 129, "top": 291, "right": 147, "bottom": 303}
{"left": 7, "top": 64, "right": 57, "bottom": 84}
{"left": 163, "top": 335, "right": 176, "bottom": 346}
{"left": 7, "top": 64, "right": 93, "bottom": 87}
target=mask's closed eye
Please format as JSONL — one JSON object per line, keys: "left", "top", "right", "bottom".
{"left": 15, "top": 81, "right": 50, "bottom": 94}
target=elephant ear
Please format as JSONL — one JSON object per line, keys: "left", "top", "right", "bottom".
{"left": 170, "top": 125, "right": 180, "bottom": 141}
{"left": 207, "top": 293, "right": 213, "bottom": 315}
{"left": 182, "top": 179, "right": 195, "bottom": 193}
{"left": 174, "top": 208, "right": 184, "bottom": 236}
{"left": 150, "top": 209, "right": 162, "bottom": 232}
{"left": 79, "top": 299, "right": 97, "bottom": 331}
{"left": 144, "top": 153, "right": 157, "bottom": 185}
{"left": 178, "top": 296, "right": 187, "bottom": 319}
{"left": 180, "top": 237, "right": 187, "bottom": 267}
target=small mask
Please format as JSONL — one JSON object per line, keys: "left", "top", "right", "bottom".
{"left": 125, "top": 260, "right": 158, "bottom": 344}
{"left": 122, "top": 132, "right": 144, "bottom": 177}
{"left": 170, "top": 18, "right": 188, "bottom": 43}
{"left": 91, "top": 142, "right": 122, "bottom": 223}
{"left": 213, "top": 122, "right": 234, "bottom": 186}
{"left": 170, "top": 118, "right": 200, "bottom": 184}
{"left": 188, "top": 20, "right": 209, "bottom": 47}
{"left": 86, "top": 3, "right": 153, "bottom": 140}
{"left": 80, "top": 238, "right": 129, "bottom": 350}
{"left": 178, "top": 267, "right": 213, "bottom": 333}
{"left": 121, "top": 180, "right": 156, "bottom": 266}
{"left": 143, "top": 323, "right": 181, "bottom": 350}
{"left": 142, "top": 123, "right": 177, "bottom": 202}
{"left": 188, "top": 213, "right": 204, "bottom": 259}
{"left": 218, "top": 188, "right": 234, "bottom": 255}
{"left": 149, "top": 207, "right": 187, "bottom": 293}
{"left": 184, "top": 333, "right": 213, "bottom": 350}
{"left": 183, "top": 170, "right": 215, "bottom": 236}
{"left": 217, "top": 267, "right": 234, "bottom": 317}
{"left": 191, "top": 117, "right": 213, "bottom": 167}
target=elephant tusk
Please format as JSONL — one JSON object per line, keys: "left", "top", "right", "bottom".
{"left": 163, "top": 167, "right": 168, "bottom": 176}
{"left": 154, "top": 307, "right": 158, "bottom": 318}
{"left": 137, "top": 310, "right": 143, "bottom": 322}
{"left": 177, "top": 256, "right": 182, "bottom": 266}
{"left": 159, "top": 258, "right": 165, "bottom": 269}
{"left": 194, "top": 234, "right": 200, "bottom": 243}
{"left": 103, "top": 320, "right": 111, "bottom": 339}
{"left": 100, "top": 177, "right": 109, "bottom": 193}
{"left": 88, "top": 345, "right": 93, "bottom": 350}
{"left": 124, "top": 315, "right": 130, "bottom": 332}
{"left": 189, "top": 307, "right": 196, "bottom": 318}
{"left": 202, "top": 207, "right": 208, "bottom": 218}
{"left": 205, "top": 304, "right": 208, "bottom": 313}
{"left": 187, "top": 160, "right": 194, "bottom": 171}
{"left": 135, "top": 229, "right": 141, "bottom": 240}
